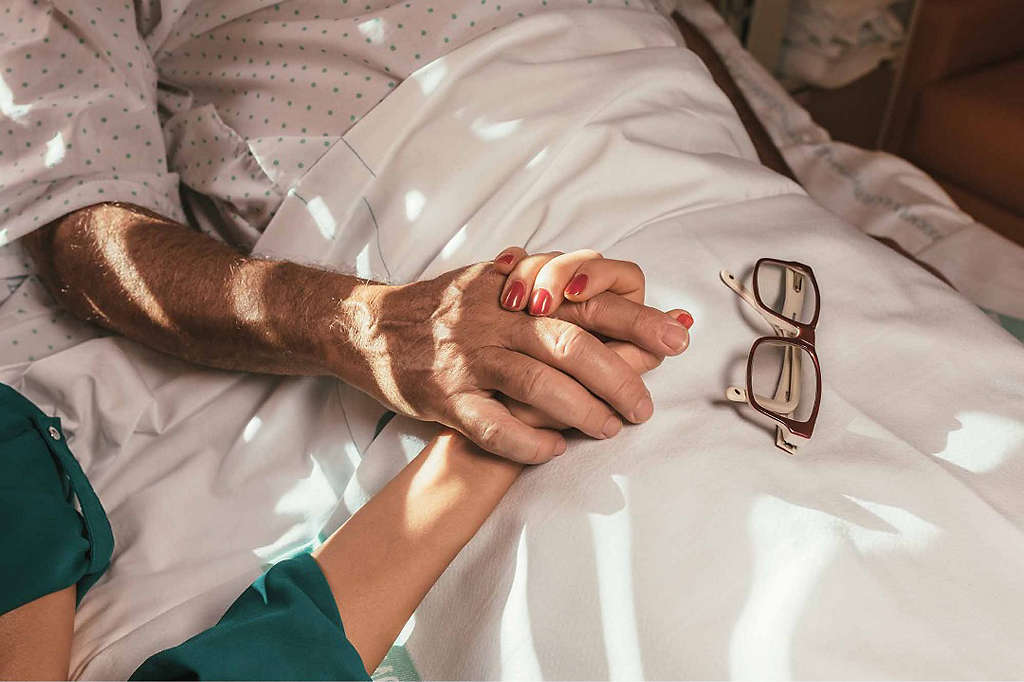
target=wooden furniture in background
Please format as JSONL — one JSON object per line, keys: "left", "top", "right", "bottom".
{"left": 880, "top": 0, "right": 1024, "bottom": 245}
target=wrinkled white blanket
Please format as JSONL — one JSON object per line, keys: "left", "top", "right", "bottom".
{"left": 670, "top": 0, "right": 1024, "bottom": 324}
{"left": 3, "top": 5, "right": 1024, "bottom": 680}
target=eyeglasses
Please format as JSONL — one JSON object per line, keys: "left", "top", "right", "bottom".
{"left": 720, "top": 258, "right": 821, "bottom": 455}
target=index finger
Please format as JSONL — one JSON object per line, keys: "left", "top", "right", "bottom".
{"left": 448, "top": 392, "right": 568, "bottom": 464}
{"left": 555, "top": 292, "right": 690, "bottom": 356}
{"left": 562, "top": 258, "right": 645, "bottom": 305}
{"left": 512, "top": 316, "right": 654, "bottom": 423}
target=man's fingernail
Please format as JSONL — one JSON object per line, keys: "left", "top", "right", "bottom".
{"left": 565, "top": 274, "right": 588, "bottom": 297}
{"left": 503, "top": 281, "right": 526, "bottom": 309}
{"left": 601, "top": 415, "right": 622, "bottom": 439}
{"left": 676, "top": 311, "right": 694, "bottom": 329}
{"left": 529, "top": 288, "right": 552, "bottom": 315}
{"left": 661, "top": 322, "right": 689, "bottom": 353}
{"left": 633, "top": 396, "right": 654, "bottom": 422}
{"left": 554, "top": 439, "right": 568, "bottom": 456}
{"left": 496, "top": 252, "right": 515, "bottom": 265}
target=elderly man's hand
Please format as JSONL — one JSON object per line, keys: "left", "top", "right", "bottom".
{"left": 28, "top": 204, "right": 686, "bottom": 465}
{"left": 322, "top": 262, "right": 690, "bottom": 464}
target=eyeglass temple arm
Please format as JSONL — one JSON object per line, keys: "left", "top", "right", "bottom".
{"left": 718, "top": 270, "right": 801, "bottom": 337}
{"left": 723, "top": 266, "right": 805, "bottom": 412}
{"left": 774, "top": 270, "right": 804, "bottom": 410}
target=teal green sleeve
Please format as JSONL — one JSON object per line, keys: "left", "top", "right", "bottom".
{"left": 0, "top": 383, "right": 114, "bottom": 615}
{"left": 131, "top": 553, "right": 371, "bottom": 681}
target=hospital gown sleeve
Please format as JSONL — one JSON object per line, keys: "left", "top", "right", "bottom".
{"left": 0, "top": 0, "right": 184, "bottom": 246}
{"left": 130, "top": 553, "right": 371, "bottom": 681}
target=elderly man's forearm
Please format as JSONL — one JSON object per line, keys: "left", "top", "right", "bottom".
{"left": 24, "top": 202, "right": 677, "bottom": 464}
{"left": 24, "top": 202, "right": 375, "bottom": 378}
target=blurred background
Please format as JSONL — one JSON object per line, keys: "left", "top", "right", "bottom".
{"left": 715, "top": 0, "right": 1024, "bottom": 246}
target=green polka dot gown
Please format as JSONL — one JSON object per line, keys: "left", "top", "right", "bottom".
{"left": 0, "top": 0, "right": 657, "bottom": 365}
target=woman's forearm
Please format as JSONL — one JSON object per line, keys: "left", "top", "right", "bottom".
{"left": 312, "top": 430, "right": 523, "bottom": 672}
{"left": 0, "top": 586, "right": 75, "bottom": 680}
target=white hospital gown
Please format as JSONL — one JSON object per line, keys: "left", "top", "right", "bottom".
{"left": 0, "top": 0, "right": 657, "bottom": 366}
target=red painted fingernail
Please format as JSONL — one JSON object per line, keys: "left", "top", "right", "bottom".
{"left": 676, "top": 311, "right": 694, "bottom": 329}
{"left": 503, "top": 281, "right": 526, "bottom": 309}
{"left": 565, "top": 274, "right": 588, "bottom": 297}
{"left": 496, "top": 253, "right": 514, "bottom": 265}
{"left": 529, "top": 288, "right": 552, "bottom": 315}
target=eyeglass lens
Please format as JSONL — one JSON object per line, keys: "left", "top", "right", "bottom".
{"left": 755, "top": 261, "right": 818, "bottom": 326}
{"left": 749, "top": 340, "right": 818, "bottom": 423}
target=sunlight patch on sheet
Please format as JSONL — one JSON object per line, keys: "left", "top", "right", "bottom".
{"left": 242, "top": 416, "right": 262, "bottom": 443}
{"left": 44, "top": 131, "right": 66, "bottom": 168}
{"left": 0, "top": 74, "right": 31, "bottom": 123}
{"left": 307, "top": 195, "right": 337, "bottom": 239}
{"left": 730, "top": 495, "right": 838, "bottom": 680}
{"left": 526, "top": 147, "right": 548, "bottom": 169}
{"left": 342, "top": 475, "right": 370, "bottom": 518}
{"left": 843, "top": 496, "right": 941, "bottom": 554}
{"left": 933, "top": 411, "right": 1022, "bottom": 473}
{"left": 355, "top": 241, "right": 373, "bottom": 279}
{"left": 273, "top": 456, "right": 336, "bottom": 516}
{"left": 395, "top": 614, "right": 416, "bottom": 646}
{"left": 343, "top": 440, "right": 362, "bottom": 469}
{"left": 588, "top": 475, "right": 644, "bottom": 680}
{"left": 438, "top": 223, "right": 470, "bottom": 260}
{"left": 399, "top": 431, "right": 430, "bottom": 463}
{"left": 471, "top": 116, "right": 522, "bottom": 141}
{"left": 357, "top": 17, "right": 385, "bottom": 43}
{"left": 405, "top": 189, "right": 426, "bottom": 221}
{"left": 500, "top": 527, "right": 543, "bottom": 679}
{"left": 254, "top": 456, "right": 338, "bottom": 563}
{"left": 414, "top": 59, "right": 447, "bottom": 95}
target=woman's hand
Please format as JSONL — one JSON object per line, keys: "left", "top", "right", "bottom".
{"left": 492, "top": 247, "right": 694, "bottom": 434}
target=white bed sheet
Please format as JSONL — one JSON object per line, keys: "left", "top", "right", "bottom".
{"left": 670, "top": 0, "right": 1024, "bottom": 323}
{"left": 2, "top": 5, "right": 1023, "bottom": 680}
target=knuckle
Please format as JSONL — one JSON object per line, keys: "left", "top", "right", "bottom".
{"left": 553, "top": 324, "right": 589, "bottom": 362}
{"left": 632, "top": 305, "right": 659, "bottom": 337}
{"left": 625, "top": 304, "right": 648, "bottom": 339}
{"left": 577, "top": 295, "right": 607, "bottom": 326}
{"left": 441, "top": 392, "right": 462, "bottom": 421}
{"left": 477, "top": 419, "right": 502, "bottom": 451}
{"left": 520, "top": 362, "right": 550, "bottom": 402}
{"left": 579, "top": 399, "right": 608, "bottom": 431}
{"left": 528, "top": 442, "right": 550, "bottom": 465}
{"left": 464, "top": 346, "right": 499, "bottom": 384}
{"left": 612, "top": 369, "right": 646, "bottom": 404}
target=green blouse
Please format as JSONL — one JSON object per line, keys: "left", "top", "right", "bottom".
{"left": 1, "top": 383, "right": 369, "bottom": 681}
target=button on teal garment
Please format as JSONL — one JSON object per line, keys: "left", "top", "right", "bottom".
{"left": 132, "top": 553, "right": 371, "bottom": 681}
{"left": 2, "top": 382, "right": 369, "bottom": 680}
{"left": 0, "top": 383, "right": 114, "bottom": 615}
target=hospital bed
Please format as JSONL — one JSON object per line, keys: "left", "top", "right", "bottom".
{"left": 1, "top": 0, "right": 1023, "bottom": 679}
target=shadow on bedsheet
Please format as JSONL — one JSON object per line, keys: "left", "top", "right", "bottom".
{"left": 401, "top": 334, "right": 1023, "bottom": 679}
{"left": 510, "top": 417, "right": 1023, "bottom": 678}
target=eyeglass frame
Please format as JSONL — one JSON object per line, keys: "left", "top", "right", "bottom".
{"left": 720, "top": 258, "right": 822, "bottom": 455}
